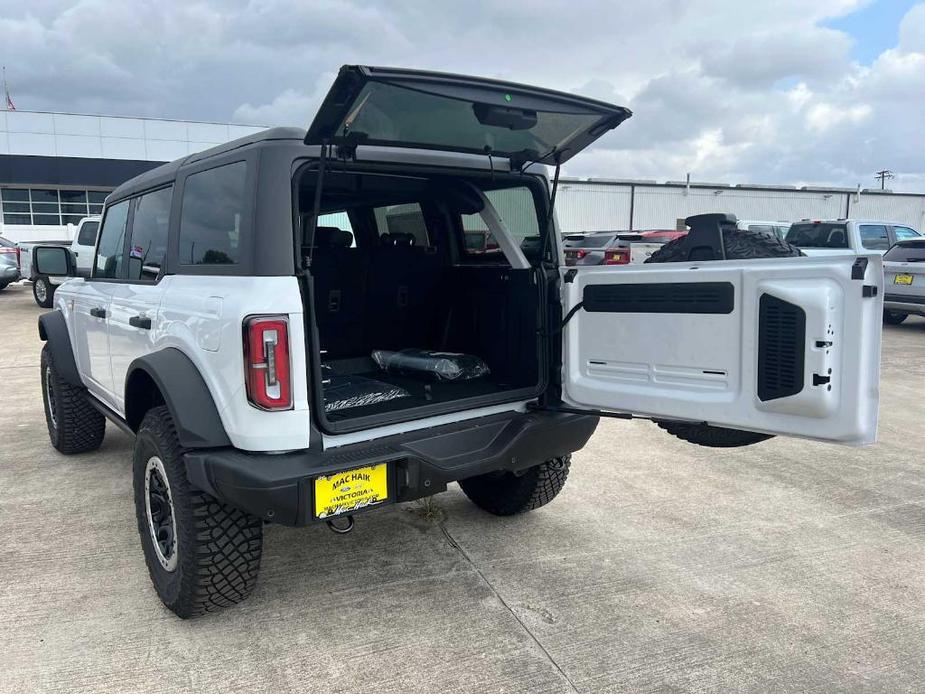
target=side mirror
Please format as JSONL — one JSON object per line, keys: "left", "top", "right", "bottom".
{"left": 33, "top": 246, "right": 75, "bottom": 277}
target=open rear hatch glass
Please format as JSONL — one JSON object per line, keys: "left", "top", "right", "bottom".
{"left": 305, "top": 65, "right": 631, "bottom": 166}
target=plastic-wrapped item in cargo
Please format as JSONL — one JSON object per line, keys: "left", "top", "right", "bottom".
{"left": 322, "top": 372, "right": 411, "bottom": 413}
{"left": 371, "top": 348, "right": 490, "bottom": 382}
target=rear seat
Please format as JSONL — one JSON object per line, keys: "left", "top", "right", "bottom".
{"left": 310, "top": 226, "right": 369, "bottom": 358}
{"left": 365, "top": 232, "right": 442, "bottom": 352}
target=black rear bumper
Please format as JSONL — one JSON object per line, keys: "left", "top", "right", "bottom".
{"left": 184, "top": 410, "right": 598, "bottom": 526}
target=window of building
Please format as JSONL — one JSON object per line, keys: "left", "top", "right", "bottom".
{"left": 0, "top": 187, "right": 112, "bottom": 225}
{"left": 127, "top": 187, "right": 173, "bottom": 281}
{"left": 859, "top": 224, "right": 889, "bottom": 250}
{"left": 94, "top": 199, "right": 130, "bottom": 279}
{"left": 179, "top": 162, "right": 247, "bottom": 265}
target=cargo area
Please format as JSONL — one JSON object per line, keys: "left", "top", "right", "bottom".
{"left": 296, "top": 166, "right": 548, "bottom": 429}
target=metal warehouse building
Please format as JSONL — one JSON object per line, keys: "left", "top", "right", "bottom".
{"left": 554, "top": 179, "right": 925, "bottom": 234}
{"left": 3, "top": 108, "right": 925, "bottom": 242}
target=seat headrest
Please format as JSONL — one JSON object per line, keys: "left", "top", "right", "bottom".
{"left": 380, "top": 232, "right": 416, "bottom": 247}
{"left": 828, "top": 230, "right": 846, "bottom": 246}
{"left": 314, "top": 226, "right": 353, "bottom": 248}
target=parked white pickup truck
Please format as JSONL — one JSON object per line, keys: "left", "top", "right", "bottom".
{"left": 20, "top": 216, "right": 99, "bottom": 307}
{"left": 785, "top": 219, "right": 921, "bottom": 256}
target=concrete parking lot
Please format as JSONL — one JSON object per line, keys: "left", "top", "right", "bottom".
{"left": 1, "top": 281, "right": 924, "bottom": 694}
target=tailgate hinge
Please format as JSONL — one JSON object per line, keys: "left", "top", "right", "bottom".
{"left": 527, "top": 402, "right": 642, "bottom": 421}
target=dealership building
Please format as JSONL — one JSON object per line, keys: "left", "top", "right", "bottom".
{"left": 3, "top": 108, "right": 925, "bottom": 243}
{"left": 0, "top": 110, "right": 264, "bottom": 242}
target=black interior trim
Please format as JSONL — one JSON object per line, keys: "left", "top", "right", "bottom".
{"left": 583, "top": 282, "right": 735, "bottom": 314}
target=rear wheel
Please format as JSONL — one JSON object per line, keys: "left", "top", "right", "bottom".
{"left": 883, "top": 310, "right": 908, "bottom": 325}
{"left": 133, "top": 406, "right": 263, "bottom": 618}
{"left": 33, "top": 276, "right": 54, "bottom": 308}
{"left": 645, "top": 229, "right": 804, "bottom": 448}
{"left": 459, "top": 456, "right": 571, "bottom": 516}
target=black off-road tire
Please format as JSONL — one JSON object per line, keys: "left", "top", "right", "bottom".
{"left": 33, "top": 276, "right": 55, "bottom": 308}
{"left": 40, "top": 344, "right": 106, "bottom": 454}
{"left": 646, "top": 226, "right": 804, "bottom": 264}
{"left": 654, "top": 421, "right": 772, "bottom": 448}
{"left": 883, "top": 310, "right": 908, "bottom": 325}
{"left": 133, "top": 406, "right": 263, "bottom": 618}
{"left": 645, "top": 228, "right": 803, "bottom": 448}
{"left": 459, "top": 456, "right": 571, "bottom": 516}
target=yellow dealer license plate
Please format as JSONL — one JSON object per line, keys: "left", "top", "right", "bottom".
{"left": 894, "top": 274, "right": 914, "bottom": 285}
{"left": 314, "top": 463, "right": 388, "bottom": 519}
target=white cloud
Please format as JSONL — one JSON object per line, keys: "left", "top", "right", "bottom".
{"left": 0, "top": 0, "right": 923, "bottom": 190}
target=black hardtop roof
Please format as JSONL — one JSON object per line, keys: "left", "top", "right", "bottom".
{"left": 108, "top": 126, "right": 305, "bottom": 201}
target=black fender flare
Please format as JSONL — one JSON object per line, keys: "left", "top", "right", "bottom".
{"left": 125, "top": 348, "right": 231, "bottom": 449}
{"left": 37, "top": 310, "right": 82, "bottom": 386}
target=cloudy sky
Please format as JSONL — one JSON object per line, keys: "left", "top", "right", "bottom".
{"left": 2, "top": 0, "right": 924, "bottom": 190}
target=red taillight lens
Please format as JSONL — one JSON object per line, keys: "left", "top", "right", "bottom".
{"left": 244, "top": 316, "right": 292, "bottom": 411}
{"left": 565, "top": 249, "right": 587, "bottom": 259}
{"left": 603, "top": 249, "right": 629, "bottom": 265}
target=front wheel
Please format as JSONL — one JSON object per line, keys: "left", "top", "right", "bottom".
{"left": 133, "top": 406, "right": 263, "bottom": 618}
{"left": 41, "top": 345, "right": 106, "bottom": 454}
{"left": 459, "top": 456, "right": 571, "bottom": 516}
{"left": 883, "top": 310, "right": 908, "bottom": 325}
{"left": 33, "top": 276, "right": 54, "bottom": 308}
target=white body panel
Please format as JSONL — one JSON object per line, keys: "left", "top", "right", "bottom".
{"left": 562, "top": 255, "right": 883, "bottom": 445}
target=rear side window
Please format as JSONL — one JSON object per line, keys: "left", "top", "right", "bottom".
{"left": 127, "top": 186, "right": 172, "bottom": 281}
{"left": 460, "top": 186, "right": 539, "bottom": 256}
{"left": 859, "top": 224, "right": 889, "bottom": 250}
{"left": 94, "top": 200, "right": 130, "bottom": 279}
{"left": 76, "top": 221, "right": 99, "bottom": 246}
{"left": 179, "top": 161, "right": 247, "bottom": 265}
{"left": 884, "top": 241, "right": 925, "bottom": 263}
{"left": 786, "top": 223, "right": 848, "bottom": 249}
{"left": 374, "top": 203, "right": 430, "bottom": 246}
{"left": 893, "top": 226, "right": 920, "bottom": 241}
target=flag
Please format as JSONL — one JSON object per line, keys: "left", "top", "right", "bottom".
{"left": 5, "top": 92, "right": 14, "bottom": 111}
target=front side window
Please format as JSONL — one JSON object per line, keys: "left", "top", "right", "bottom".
{"left": 94, "top": 200, "right": 130, "bottom": 279}
{"left": 859, "top": 224, "right": 889, "bottom": 250}
{"left": 127, "top": 186, "right": 173, "bottom": 281}
{"left": 893, "top": 226, "right": 921, "bottom": 241}
{"left": 179, "top": 161, "right": 247, "bottom": 265}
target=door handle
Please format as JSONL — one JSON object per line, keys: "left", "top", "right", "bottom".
{"left": 129, "top": 315, "right": 152, "bottom": 330}
{"left": 89, "top": 307, "right": 106, "bottom": 319}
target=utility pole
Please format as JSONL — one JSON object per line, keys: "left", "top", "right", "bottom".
{"left": 874, "top": 169, "right": 894, "bottom": 190}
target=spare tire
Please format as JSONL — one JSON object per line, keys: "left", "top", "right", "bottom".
{"left": 645, "top": 228, "right": 804, "bottom": 448}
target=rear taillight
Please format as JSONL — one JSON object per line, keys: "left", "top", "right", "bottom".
{"left": 603, "top": 249, "right": 630, "bottom": 265}
{"left": 244, "top": 316, "right": 292, "bottom": 411}
{"left": 565, "top": 249, "right": 587, "bottom": 259}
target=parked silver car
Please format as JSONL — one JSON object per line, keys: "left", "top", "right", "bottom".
{"left": 883, "top": 237, "right": 925, "bottom": 324}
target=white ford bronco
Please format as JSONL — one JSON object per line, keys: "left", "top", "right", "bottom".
{"left": 33, "top": 66, "right": 884, "bottom": 618}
